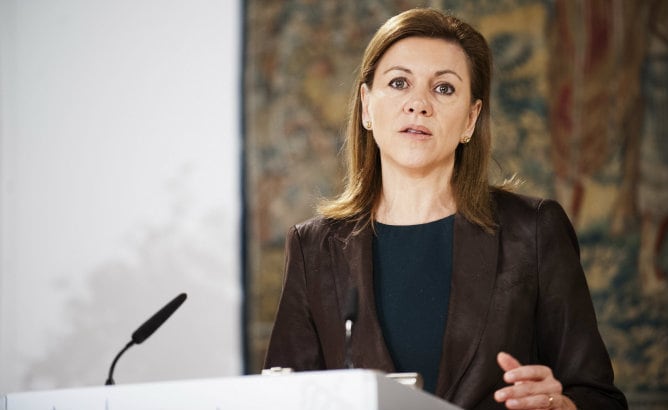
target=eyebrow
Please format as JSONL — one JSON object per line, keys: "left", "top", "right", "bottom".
{"left": 382, "top": 66, "right": 463, "bottom": 82}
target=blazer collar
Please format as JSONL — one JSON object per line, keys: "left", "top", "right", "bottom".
{"left": 329, "top": 217, "right": 395, "bottom": 372}
{"left": 438, "top": 213, "right": 499, "bottom": 399}
{"left": 327, "top": 214, "right": 500, "bottom": 394}
{"left": 329, "top": 220, "right": 394, "bottom": 373}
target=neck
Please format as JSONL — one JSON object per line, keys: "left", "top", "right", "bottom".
{"left": 376, "top": 165, "right": 456, "bottom": 225}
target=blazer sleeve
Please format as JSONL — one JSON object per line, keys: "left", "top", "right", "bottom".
{"left": 263, "top": 225, "right": 325, "bottom": 371}
{"left": 535, "top": 199, "right": 628, "bottom": 409}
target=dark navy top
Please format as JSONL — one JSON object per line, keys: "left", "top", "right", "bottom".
{"left": 372, "top": 215, "right": 454, "bottom": 394}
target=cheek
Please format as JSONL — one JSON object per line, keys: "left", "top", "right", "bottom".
{"left": 369, "top": 92, "right": 397, "bottom": 118}
{"left": 443, "top": 106, "right": 473, "bottom": 128}
{"left": 371, "top": 129, "right": 390, "bottom": 152}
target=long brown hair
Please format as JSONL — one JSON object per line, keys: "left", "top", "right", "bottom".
{"left": 318, "top": 8, "right": 496, "bottom": 232}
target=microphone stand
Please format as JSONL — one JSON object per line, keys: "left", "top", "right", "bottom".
{"left": 344, "top": 319, "right": 354, "bottom": 369}
{"left": 343, "top": 287, "right": 358, "bottom": 369}
{"left": 105, "top": 341, "right": 134, "bottom": 385}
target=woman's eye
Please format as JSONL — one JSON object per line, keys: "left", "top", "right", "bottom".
{"left": 389, "top": 78, "right": 408, "bottom": 89}
{"left": 435, "top": 83, "right": 455, "bottom": 95}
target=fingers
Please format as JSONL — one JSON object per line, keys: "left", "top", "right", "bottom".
{"left": 495, "top": 378, "right": 562, "bottom": 400}
{"left": 495, "top": 352, "right": 564, "bottom": 409}
{"left": 497, "top": 351, "right": 521, "bottom": 372}
{"left": 504, "top": 364, "right": 557, "bottom": 384}
{"left": 495, "top": 392, "right": 555, "bottom": 409}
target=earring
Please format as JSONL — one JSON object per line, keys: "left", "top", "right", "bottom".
{"left": 461, "top": 135, "right": 471, "bottom": 144}
{"left": 365, "top": 121, "right": 372, "bottom": 130}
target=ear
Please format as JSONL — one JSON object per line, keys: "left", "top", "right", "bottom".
{"left": 360, "top": 83, "right": 371, "bottom": 124}
{"left": 465, "top": 99, "right": 482, "bottom": 136}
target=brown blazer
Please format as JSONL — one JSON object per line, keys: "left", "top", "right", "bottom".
{"left": 264, "top": 190, "right": 628, "bottom": 409}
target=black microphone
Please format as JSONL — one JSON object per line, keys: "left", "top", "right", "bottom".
{"left": 343, "top": 287, "right": 358, "bottom": 369}
{"left": 105, "top": 292, "right": 187, "bottom": 385}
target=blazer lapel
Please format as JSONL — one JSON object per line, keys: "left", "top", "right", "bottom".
{"left": 437, "top": 214, "right": 500, "bottom": 399}
{"left": 329, "top": 219, "right": 395, "bottom": 372}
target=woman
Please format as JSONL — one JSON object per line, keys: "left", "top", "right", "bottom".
{"left": 264, "top": 8, "right": 627, "bottom": 410}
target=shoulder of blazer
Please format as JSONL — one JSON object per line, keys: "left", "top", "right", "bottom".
{"left": 294, "top": 215, "right": 369, "bottom": 245}
{"left": 491, "top": 189, "right": 574, "bottom": 226}
{"left": 491, "top": 188, "right": 578, "bottom": 251}
{"left": 492, "top": 188, "right": 544, "bottom": 221}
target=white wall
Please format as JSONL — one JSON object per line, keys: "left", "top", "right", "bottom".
{"left": 0, "top": 0, "right": 242, "bottom": 393}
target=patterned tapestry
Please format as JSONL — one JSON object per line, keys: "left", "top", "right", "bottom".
{"left": 244, "top": 1, "right": 667, "bottom": 408}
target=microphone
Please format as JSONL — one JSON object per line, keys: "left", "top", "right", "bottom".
{"left": 343, "top": 287, "right": 358, "bottom": 369}
{"left": 105, "top": 292, "right": 187, "bottom": 385}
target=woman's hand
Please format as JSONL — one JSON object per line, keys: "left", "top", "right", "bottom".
{"left": 494, "top": 352, "right": 577, "bottom": 409}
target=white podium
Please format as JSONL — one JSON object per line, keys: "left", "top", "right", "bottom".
{"left": 1, "top": 369, "right": 462, "bottom": 410}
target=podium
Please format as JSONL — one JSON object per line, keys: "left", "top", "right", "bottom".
{"left": 1, "top": 369, "right": 462, "bottom": 409}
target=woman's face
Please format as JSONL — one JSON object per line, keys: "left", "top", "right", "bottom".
{"left": 361, "top": 37, "right": 481, "bottom": 177}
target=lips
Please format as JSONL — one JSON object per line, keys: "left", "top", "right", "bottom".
{"left": 401, "top": 125, "right": 432, "bottom": 136}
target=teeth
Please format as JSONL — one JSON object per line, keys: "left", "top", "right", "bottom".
{"left": 407, "top": 129, "right": 424, "bottom": 134}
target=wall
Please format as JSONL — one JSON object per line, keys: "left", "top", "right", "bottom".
{"left": 0, "top": 0, "right": 242, "bottom": 393}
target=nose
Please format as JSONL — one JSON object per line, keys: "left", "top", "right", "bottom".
{"left": 404, "top": 94, "right": 432, "bottom": 116}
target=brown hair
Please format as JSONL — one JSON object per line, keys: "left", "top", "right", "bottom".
{"left": 318, "top": 8, "right": 496, "bottom": 232}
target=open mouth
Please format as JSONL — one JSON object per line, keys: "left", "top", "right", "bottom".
{"left": 401, "top": 126, "right": 432, "bottom": 136}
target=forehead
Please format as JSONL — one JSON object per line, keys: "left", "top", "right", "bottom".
{"left": 376, "top": 37, "right": 470, "bottom": 76}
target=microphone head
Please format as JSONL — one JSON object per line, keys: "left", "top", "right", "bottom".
{"left": 132, "top": 293, "right": 187, "bottom": 344}
{"left": 344, "top": 287, "right": 358, "bottom": 323}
